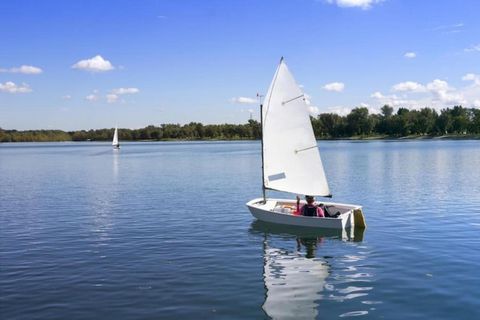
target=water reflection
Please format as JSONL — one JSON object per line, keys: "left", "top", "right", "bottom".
{"left": 112, "top": 150, "right": 119, "bottom": 178}
{"left": 251, "top": 220, "right": 364, "bottom": 242}
{"left": 250, "top": 221, "right": 373, "bottom": 319}
{"left": 262, "top": 242, "right": 327, "bottom": 319}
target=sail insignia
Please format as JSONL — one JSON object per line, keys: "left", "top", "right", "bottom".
{"left": 268, "top": 172, "right": 286, "bottom": 182}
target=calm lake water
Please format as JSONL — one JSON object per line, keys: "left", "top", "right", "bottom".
{"left": 1, "top": 140, "right": 479, "bottom": 319}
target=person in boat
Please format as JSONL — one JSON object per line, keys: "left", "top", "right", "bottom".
{"left": 296, "top": 195, "right": 325, "bottom": 217}
{"left": 319, "top": 203, "right": 341, "bottom": 218}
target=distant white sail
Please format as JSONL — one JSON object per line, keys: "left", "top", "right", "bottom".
{"left": 112, "top": 126, "right": 119, "bottom": 147}
{"left": 262, "top": 59, "right": 330, "bottom": 196}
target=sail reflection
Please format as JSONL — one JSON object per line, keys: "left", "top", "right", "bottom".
{"left": 112, "top": 150, "right": 119, "bottom": 178}
{"left": 250, "top": 221, "right": 371, "bottom": 319}
{"left": 262, "top": 240, "right": 328, "bottom": 319}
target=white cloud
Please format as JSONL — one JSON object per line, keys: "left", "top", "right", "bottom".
{"left": 323, "top": 82, "right": 345, "bottom": 92}
{"left": 11, "top": 65, "right": 43, "bottom": 74}
{"left": 431, "top": 22, "right": 464, "bottom": 32}
{"left": 326, "top": 104, "right": 379, "bottom": 116}
{"left": 371, "top": 75, "right": 480, "bottom": 110}
{"left": 325, "top": 0, "right": 383, "bottom": 10}
{"left": 85, "top": 93, "right": 99, "bottom": 101}
{"left": 0, "top": 65, "right": 43, "bottom": 74}
{"left": 368, "top": 107, "right": 381, "bottom": 114}
{"left": 0, "top": 81, "right": 32, "bottom": 93}
{"left": 72, "top": 55, "right": 115, "bottom": 72}
{"left": 62, "top": 95, "right": 72, "bottom": 100}
{"left": 308, "top": 106, "right": 320, "bottom": 116}
{"left": 464, "top": 44, "right": 480, "bottom": 53}
{"left": 302, "top": 93, "right": 320, "bottom": 116}
{"left": 370, "top": 91, "right": 384, "bottom": 99}
{"left": 106, "top": 94, "right": 118, "bottom": 103}
{"left": 462, "top": 73, "right": 480, "bottom": 86}
{"left": 370, "top": 91, "right": 417, "bottom": 108}
{"left": 426, "top": 79, "right": 465, "bottom": 104}
{"left": 326, "top": 106, "right": 352, "bottom": 116}
{"left": 404, "top": 52, "right": 416, "bottom": 59}
{"left": 106, "top": 87, "right": 139, "bottom": 104}
{"left": 230, "top": 96, "right": 257, "bottom": 104}
{"left": 111, "top": 87, "right": 139, "bottom": 95}
{"left": 303, "top": 93, "right": 312, "bottom": 104}
{"left": 392, "top": 81, "right": 426, "bottom": 92}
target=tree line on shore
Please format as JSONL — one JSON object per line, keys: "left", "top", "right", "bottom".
{"left": 1, "top": 105, "right": 479, "bottom": 142}
{"left": 312, "top": 105, "right": 480, "bottom": 138}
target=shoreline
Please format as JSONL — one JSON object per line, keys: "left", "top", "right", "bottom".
{"left": 317, "top": 134, "right": 480, "bottom": 141}
{"left": 1, "top": 134, "right": 479, "bottom": 143}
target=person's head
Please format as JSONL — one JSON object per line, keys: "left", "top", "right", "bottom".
{"left": 305, "top": 195, "right": 315, "bottom": 204}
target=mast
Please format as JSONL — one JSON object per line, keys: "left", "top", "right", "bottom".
{"left": 260, "top": 103, "right": 266, "bottom": 203}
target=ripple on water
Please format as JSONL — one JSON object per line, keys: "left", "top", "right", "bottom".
{"left": 339, "top": 310, "right": 369, "bottom": 317}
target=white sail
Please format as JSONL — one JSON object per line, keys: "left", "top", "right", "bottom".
{"left": 112, "top": 126, "right": 119, "bottom": 146}
{"left": 262, "top": 59, "right": 330, "bottom": 196}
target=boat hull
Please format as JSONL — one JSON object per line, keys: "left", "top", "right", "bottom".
{"left": 246, "top": 198, "right": 362, "bottom": 229}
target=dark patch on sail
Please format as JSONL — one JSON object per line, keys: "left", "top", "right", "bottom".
{"left": 268, "top": 172, "right": 286, "bottom": 182}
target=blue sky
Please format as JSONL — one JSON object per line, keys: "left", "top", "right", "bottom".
{"left": 0, "top": 0, "right": 479, "bottom": 130}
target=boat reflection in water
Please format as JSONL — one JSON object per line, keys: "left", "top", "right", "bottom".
{"left": 250, "top": 221, "right": 369, "bottom": 319}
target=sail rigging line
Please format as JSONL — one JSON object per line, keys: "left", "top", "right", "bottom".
{"left": 294, "top": 145, "right": 318, "bottom": 154}
{"left": 282, "top": 94, "right": 304, "bottom": 106}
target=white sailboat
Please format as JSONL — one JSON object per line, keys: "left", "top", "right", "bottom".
{"left": 112, "top": 126, "right": 120, "bottom": 149}
{"left": 246, "top": 58, "right": 365, "bottom": 229}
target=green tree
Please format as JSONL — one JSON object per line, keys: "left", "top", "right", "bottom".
{"left": 469, "top": 109, "right": 480, "bottom": 134}
{"left": 346, "top": 107, "right": 373, "bottom": 136}
{"left": 436, "top": 109, "right": 453, "bottom": 134}
{"left": 449, "top": 106, "right": 469, "bottom": 134}
{"left": 381, "top": 105, "right": 394, "bottom": 118}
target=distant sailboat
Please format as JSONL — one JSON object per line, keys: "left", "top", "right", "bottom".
{"left": 112, "top": 126, "right": 120, "bottom": 149}
{"left": 246, "top": 58, "right": 365, "bottom": 229}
